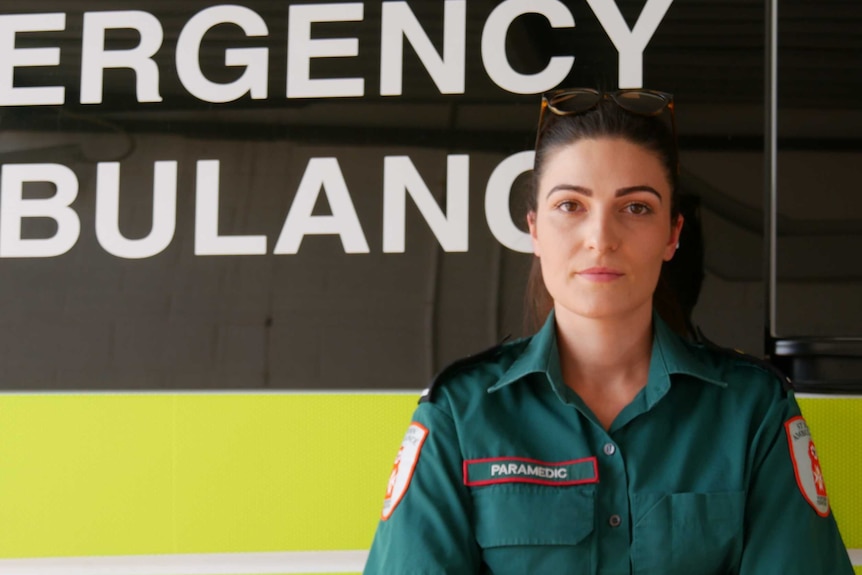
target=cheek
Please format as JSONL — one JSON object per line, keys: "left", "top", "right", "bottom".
{"left": 527, "top": 213, "right": 541, "bottom": 256}
{"left": 629, "top": 228, "right": 674, "bottom": 269}
{"left": 531, "top": 211, "right": 562, "bottom": 258}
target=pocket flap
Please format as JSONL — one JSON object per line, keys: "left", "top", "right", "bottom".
{"left": 633, "top": 490, "right": 744, "bottom": 528}
{"left": 474, "top": 485, "right": 595, "bottom": 548}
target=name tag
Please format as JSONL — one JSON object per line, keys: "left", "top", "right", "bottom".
{"left": 463, "top": 456, "right": 599, "bottom": 487}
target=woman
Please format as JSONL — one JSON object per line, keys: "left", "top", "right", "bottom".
{"left": 363, "top": 89, "right": 853, "bottom": 574}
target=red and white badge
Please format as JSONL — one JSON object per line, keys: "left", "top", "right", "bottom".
{"left": 381, "top": 422, "right": 428, "bottom": 521}
{"left": 785, "top": 415, "right": 830, "bottom": 517}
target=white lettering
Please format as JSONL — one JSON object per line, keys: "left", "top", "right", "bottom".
{"left": 383, "top": 155, "right": 468, "bottom": 253}
{"left": 80, "top": 11, "right": 163, "bottom": 104}
{"left": 485, "top": 151, "right": 533, "bottom": 253}
{"left": 488, "top": 461, "right": 569, "bottom": 478}
{"left": 586, "top": 0, "right": 673, "bottom": 88}
{"left": 0, "top": 13, "right": 65, "bottom": 105}
{"left": 0, "top": 152, "right": 554, "bottom": 259}
{"left": 95, "top": 161, "right": 176, "bottom": 258}
{"left": 177, "top": 5, "right": 269, "bottom": 103}
{"left": 482, "top": 0, "right": 574, "bottom": 94}
{"left": 0, "top": 4, "right": 670, "bottom": 105}
{"left": 0, "top": 163, "right": 80, "bottom": 257}
{"left": 194, "top": 160, "right": 267, "bottom": 255}
{"left": 287, "top": 3, "right": 364, "bottom": 98}
{"left": 380, "top": 0, "right": 466, "bottom": 96}
{"left": 274, "top": 157, "right": 369, "bottom": 254}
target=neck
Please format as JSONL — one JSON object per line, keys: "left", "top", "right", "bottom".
{"left": 553, "top": 303, "right": 654, "bottom": 393}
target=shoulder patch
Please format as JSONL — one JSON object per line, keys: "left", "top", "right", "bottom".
{"left": 785, "top": 416, "right": 830, "bottom": 517}
{"left": 695, "top": 329, "right": 794, "bottom": 393}
{"left": 381, "top": 422, "right": 428, "bottom": 521}
{"left": 419, "top": 340, "right": 509, "bottom": 404}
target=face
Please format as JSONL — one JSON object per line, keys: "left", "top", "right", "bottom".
{"left": 528, "top": 137, "right": 683, "bottom": 323}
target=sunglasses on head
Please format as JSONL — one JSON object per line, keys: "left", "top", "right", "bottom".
{"left": 535, "top": 88, "right": 677, "bottom": 168}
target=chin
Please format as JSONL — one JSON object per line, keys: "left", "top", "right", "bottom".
{"left": 555, "top": 295, "right": 650, "bottom": 322}
{"left": 557, "top": 302, "right": 623, "bottom": 320}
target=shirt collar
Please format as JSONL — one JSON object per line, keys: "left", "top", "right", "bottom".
{"left": 488, "top": 310, "right": 727, "bottom": 397}
{"left": 488, "top": 310, "right": 561, "bottom": 393}
{"left": 650, "top": 313, "right": 728, "bottom": 388}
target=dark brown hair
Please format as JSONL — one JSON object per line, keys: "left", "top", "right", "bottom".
{"left": 526, "top": 99, "right": 690, "bottom": 335}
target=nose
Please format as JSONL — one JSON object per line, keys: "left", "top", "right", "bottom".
{"left": 584, "top": 209, "right": 620, "bottom": 253}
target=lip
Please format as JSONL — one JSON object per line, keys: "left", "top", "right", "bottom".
{"left": 577, "top": 267, "right": 624, "bottom": 282}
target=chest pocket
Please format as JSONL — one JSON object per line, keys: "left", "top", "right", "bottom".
{"left": 631, "top": 490, "right": 745, "bottom": 575}
{"left": 473, "top": 484, "right": 595, "bottom": 575}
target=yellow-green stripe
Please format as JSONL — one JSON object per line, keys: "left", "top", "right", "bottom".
{"left": 0, "top": 392, "right": 857, "bottom": 571}
{"left": 0, "top": 393, "right": 417, "bottom": 558}
{"left": 798, "top": 395, "right": 862, "bottom": 552}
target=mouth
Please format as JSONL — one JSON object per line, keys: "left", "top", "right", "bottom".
{"left": 577, "top": 267, "right": 624, "bottom": 282}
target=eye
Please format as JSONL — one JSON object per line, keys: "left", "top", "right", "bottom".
{"left": 555, "top": 200, "right": 583, "bottom": 213}
{"left": 623, "top": 202, "right": 653, "bottom": 215}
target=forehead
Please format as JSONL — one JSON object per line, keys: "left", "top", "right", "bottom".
{"left": 539, "top": 137, "right": 672, "bottom": 194}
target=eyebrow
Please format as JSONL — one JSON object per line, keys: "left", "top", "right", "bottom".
{"left": 546, "top": 184, "right": 663, "bottom": 203}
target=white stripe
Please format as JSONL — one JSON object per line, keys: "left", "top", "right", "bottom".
{"left": 0, "top": 548, "right": 857, "bottom": 573}
{"left": 0, "top": 390, "right": 420, "bottom": 396}
{"left": 0, "top": 551, "right": 368, "bottom": 575}
{"left": 795, "top": 393, "right": 862, "bottom": 400}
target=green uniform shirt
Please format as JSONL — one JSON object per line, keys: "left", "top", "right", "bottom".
{"left": 364, "top": 312, "right": 853, "bottom": 575}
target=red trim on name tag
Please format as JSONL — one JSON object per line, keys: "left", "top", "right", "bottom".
{"left": 462, "top": 456, "right": 599, "bottom": 487}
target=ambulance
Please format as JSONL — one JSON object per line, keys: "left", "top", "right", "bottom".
{"left": 0, "top": 1, "right": 859, "bottom": 573}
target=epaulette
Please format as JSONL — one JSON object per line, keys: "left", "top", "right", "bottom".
{"left": 419, "top": 340, "right": 509, "bottom": 404}
{"left": 694, "top": 327, "right": 794, "bottom": 394}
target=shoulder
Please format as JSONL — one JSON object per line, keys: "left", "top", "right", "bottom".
{"left": 691, "top": 332, "right": 794, "bottom": 394}
{"left": 419, "top": 337, "right": 530, "bottom": 404}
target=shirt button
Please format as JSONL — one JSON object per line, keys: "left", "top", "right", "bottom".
{"left": 603, "top": 443, "right": 616, "bottom": 456}
{"left": 609, "top": 514, "right": 622, "bottom": 528}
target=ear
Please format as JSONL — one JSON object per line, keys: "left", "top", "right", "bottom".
{"left": 663, "top": 214, "right": 684, "bottom": 261}
{"left": 527, "top": 211, "right": 541, "bottom": 257}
